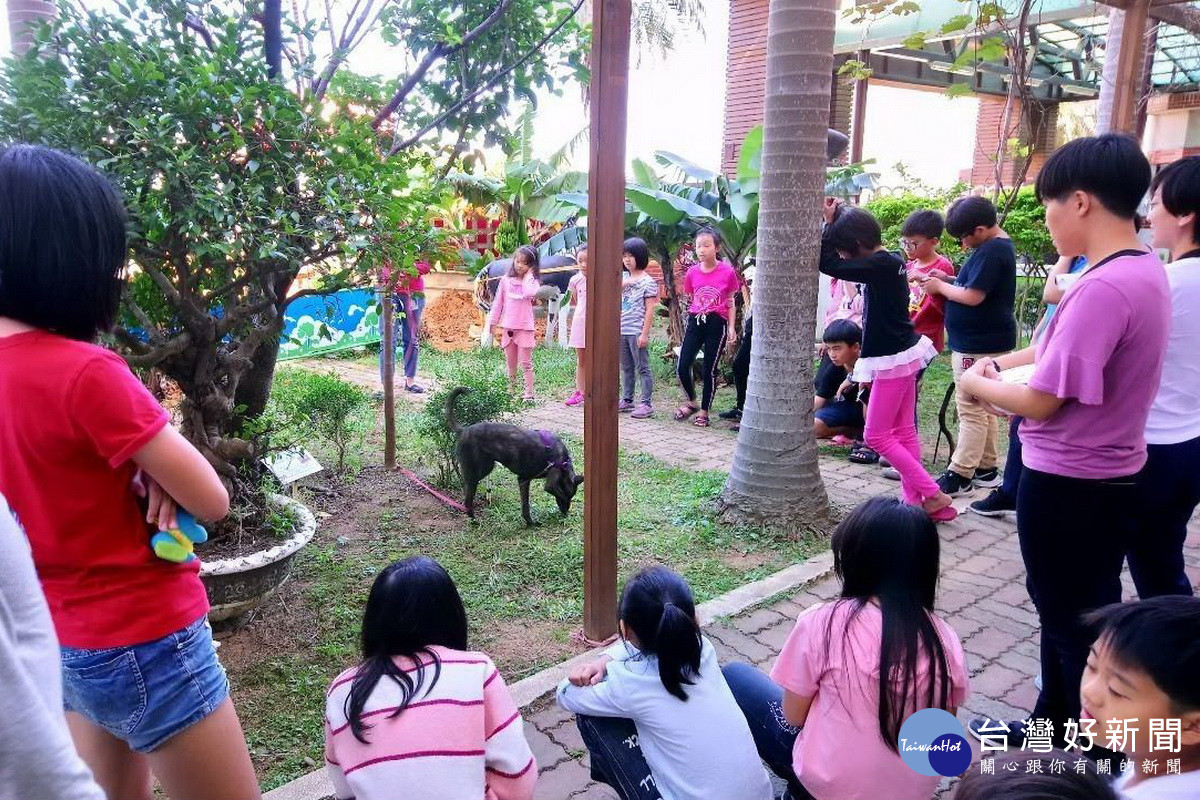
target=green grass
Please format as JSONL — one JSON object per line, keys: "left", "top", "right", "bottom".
{"left": 231, "top": 424, "right": 823, "bottom": 790}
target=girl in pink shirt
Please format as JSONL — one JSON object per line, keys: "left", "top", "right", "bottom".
{"left": 325, "top": 556, "right": 536, "bottom": 800}
{"left": 723, "top": 497, "right": 970, "bottom": 800}
{"left": 565, "top": 245, "right": 588, "bottom": 406}
{"left": 488, "top": 245, "right": 541, "bottom": 401}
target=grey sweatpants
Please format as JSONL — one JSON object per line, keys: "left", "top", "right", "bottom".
{"left": 620, "top": 334, "right": 653, "bottom": 405}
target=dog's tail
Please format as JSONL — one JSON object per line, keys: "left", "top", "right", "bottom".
{"left": 446, "top": 386, "right": 471, "bottom": 435}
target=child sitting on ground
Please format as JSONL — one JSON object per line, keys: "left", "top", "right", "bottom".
{"left": 955, "top": 750, "right": 1118, "bottom": 800}
{"left": 556, "top": 566, "right": 772, "bottom": 800}
{"left": 813, "top": 319, "right": 865, "bottom": 442}
{"left": 723, "top": 497, "right": 970, "bottom": 800}
{"left": 324, "top": 556, "right": 536, "bottom": 800}
{"left": 1081, "top": 596, "right": 1200, "bottom": 799}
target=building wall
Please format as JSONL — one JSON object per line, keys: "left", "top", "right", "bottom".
{"left": 965, "top": 96, "right": 1059, "bottom": 189}
{"left": 722, "top": 0, "right": 769, "bottom": 174}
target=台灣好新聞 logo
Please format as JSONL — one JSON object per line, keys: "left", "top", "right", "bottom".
{"left": 898, "top": 708, "right": 972, "bottom": 777}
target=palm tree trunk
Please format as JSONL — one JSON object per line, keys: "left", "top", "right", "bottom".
{"left": 7, "top": 0, "right": 55, "bottom": 56}
{"left": 719, "top": 0, "right": 834, "bottom": 531}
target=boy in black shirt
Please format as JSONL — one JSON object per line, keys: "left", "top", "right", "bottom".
{"left": 921, "top": 197, "right": 1017, "bottom": 496}
{"left": 813, "top": 319, "right": 864, "bottom": 439}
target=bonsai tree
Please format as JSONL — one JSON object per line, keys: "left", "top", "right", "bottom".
{"left": 0, "top": 0, "right": 586, "bottom": 508}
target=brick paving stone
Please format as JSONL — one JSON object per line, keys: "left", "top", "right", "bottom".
{"left": 734, "top": 607, "right": 788, "bottom": 634}
{"left": 971, "top": 662, "right": 1026, "bottom": 699}
{"left": 752, "top": 620, "right": 794, "bottom": 652}
{"left": 527, "top": 724, "right": 570, "bottom": 772}
{"left": 533, "top": 758, "right": 593, "bottom": 800}
{"left": 963, "top": 626, "right": 1021, "bottom": 662}
{"left": 569, "top": 784, "right": 619, "bottom": 799}
{"left": 546, "top": 717, "right": 587, "bottom": 758}
{"left": 707, "top": 625, "right": 776, "bottom": 664}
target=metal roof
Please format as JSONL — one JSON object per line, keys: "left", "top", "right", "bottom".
{"left": 834, "top": 0, "right": 1200, "bottom": 97}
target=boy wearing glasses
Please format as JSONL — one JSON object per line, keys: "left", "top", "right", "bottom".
{"left": 920, "top": 196, "right": 1017, "bottom": 497}
{"left": 901, "top": 209, "right": 956, "bottom": 354}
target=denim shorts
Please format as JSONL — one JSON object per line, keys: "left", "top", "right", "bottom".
{"left": 61, "top": 615, "right": 229, "bottom": 753}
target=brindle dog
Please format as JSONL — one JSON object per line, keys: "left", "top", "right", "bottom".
{"left": 447, "top": 387, "right": 583, "bottom": 525}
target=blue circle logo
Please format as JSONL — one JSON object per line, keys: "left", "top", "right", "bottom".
{"left": 897, "top": 708, "right": 971, "bottom": 777}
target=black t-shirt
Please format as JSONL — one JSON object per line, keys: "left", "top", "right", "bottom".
{"left": 945, "top": 236, "right": 1017, "bottom": 353}
{"left": 814, "top": 353, "right": 860, "bottom": 403}
{"left": 819, "top": 242, "right": 919, "bottom": 359}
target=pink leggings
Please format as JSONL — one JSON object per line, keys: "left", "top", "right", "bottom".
{"left": 864, "top": 374, "right": 940, "bottom": 505}
{"left": 504, "top": 343, "right": 535, "bottom": 397}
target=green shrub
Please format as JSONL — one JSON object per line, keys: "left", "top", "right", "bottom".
{"left": 1000, "top": 186, "right": 1055, "bottom": 266}
{"left": 864, "top": 193, "right": 965, "bottom": 265}
{"left": 417, "top": 359, "right": 520, "bottom": 487}
{"left": 269, "top": 369, "right": 374, "bottom": 472}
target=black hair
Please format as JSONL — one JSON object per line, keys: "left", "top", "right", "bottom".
{"left": 619, "top": 565, "right": 702, "bottom": 702}
{"left": 901, "top": 209, "right": 944, "bottom": 240}
{"left": 622, "top": 237, "right": 650, "bottom": 271}
{"left": 345, "top": 556, "right": 470, "bottom": 744}
{"left": 829, "top": 496, "right": 953, "bottom": 753}
{"left": 1035, "top": 134, "right": 1150, "bottom": 220}
{"left": 825, "top": 207, "right": 883, "bottom": 254}
{"left": 1085, "top": 596, "right": 1200, "bottom": 712}
{"left": 509, "top": 244, "right": 541, "bottom": 280}
{"left": 945, "top": 196, "right": 998, "bottom": 239}
{"left": 0, "top": 144, "right": 129, "bottom": 342}
{"left": 955, "top": 750, "right": 1118, "bottom": 800}
{"left": 694, "top": 226, "right": 723, "bottom": 249}
{"left": 822, "top": 318, "right": 862, "bottom": 347}
{"left": 1151, "top": 156, "right": 1200, "bottom": 246}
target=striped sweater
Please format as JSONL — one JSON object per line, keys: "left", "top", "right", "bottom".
{"left": 324, "top": 646, "right": 537, "bottom": 800}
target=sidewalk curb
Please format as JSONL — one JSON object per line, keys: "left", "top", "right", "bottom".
{"left": 262, "top": 548, "right": 834, "bottom": 800}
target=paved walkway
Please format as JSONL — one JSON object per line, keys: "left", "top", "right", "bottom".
{"left": 290, "top": 356, "right": 1200, "bottom": 799}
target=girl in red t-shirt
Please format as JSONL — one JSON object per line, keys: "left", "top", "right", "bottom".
{"left": 0, "top": 145, "right": 260, "bottom": 799}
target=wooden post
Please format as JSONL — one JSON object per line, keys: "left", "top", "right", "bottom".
{"left": 1102, "top": 0, "right": 1152, "bottom": 134}
{"left": 850, "top": 50, "right": 869, "bottom": 164}
{"left": 381, "top": 292, "right": 396, "bottom": 470}
{"left": 582, "top": 0, "right": 631, "bottom": 642}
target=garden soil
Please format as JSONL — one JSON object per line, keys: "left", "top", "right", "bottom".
{"left": 421, "top": 290, "right": 478, "bottom": 352}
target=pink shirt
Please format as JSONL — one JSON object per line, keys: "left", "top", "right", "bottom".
{"left": 324, "top": 646, "right": 536, "bottom": 800}
{"left": 380, "top": 261, "right": 431, "bottom": 294}
{"left": 683, "top": 262, "right": 741, "bottom": 319}
{"left": 487, "top": 274, "right": 540, "bottom": 332}
{"left": 1022, "top": 251, "right": 1170, "bottom": 479}
{"left": 824, "top": 278, "right": 864, "bottom": 329}
{"left": 770, "top": 601, "right": 969, "bottom": 800}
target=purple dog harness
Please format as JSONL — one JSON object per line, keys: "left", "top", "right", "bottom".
{"left": 537, "top": 430, "right": 572, "bottom": 476}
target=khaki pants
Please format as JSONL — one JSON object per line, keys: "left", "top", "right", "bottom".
{"left": 951, "top": 351, "right": 1005, "bottom": 478}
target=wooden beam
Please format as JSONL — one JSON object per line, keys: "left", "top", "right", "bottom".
{"left": 1109, "top": 0, "right": 1151, "bottom": 134}
{"left": 581, "top": 0, "right": 630, "bottom": 642}
{"left": 1149, "top": 3, "right": 1200, "bottom": 34}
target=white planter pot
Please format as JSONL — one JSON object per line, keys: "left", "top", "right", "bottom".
{"left": 199, "top": 493, "right": 317, "bottom": 623}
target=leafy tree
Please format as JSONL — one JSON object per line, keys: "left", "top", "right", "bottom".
{"left": 0, "top": 0, "right": 586, "bottom": 505}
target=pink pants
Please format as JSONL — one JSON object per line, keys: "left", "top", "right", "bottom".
{"left": 504, "top": 342, "right": 535, "bottom": 398}
{"left": 864, "top": 374, "right": 940, "bottom": 505}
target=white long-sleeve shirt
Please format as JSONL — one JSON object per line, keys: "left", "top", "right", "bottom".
{"left": 557, "top": 637, "right": 772, "bottom": 800}
{"left": 0, "top": 493, "right": 105, "bottom": 800}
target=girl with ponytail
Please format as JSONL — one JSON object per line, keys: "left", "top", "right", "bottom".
{"left": 556, "top": 566, "right": 772, "bottom": 800}
{"left": 722, "top": 497, "right": 971, "bottom": 800}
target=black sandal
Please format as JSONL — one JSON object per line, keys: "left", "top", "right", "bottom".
{"left": 848, "top": 444, "right": 880, "bottom": 465}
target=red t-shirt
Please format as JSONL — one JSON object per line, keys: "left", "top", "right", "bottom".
{"left": 906, "top": 255, "right": 956, "bottom": 353}
{"left": 0, "top": 331, "right": 209, "bottom": 648}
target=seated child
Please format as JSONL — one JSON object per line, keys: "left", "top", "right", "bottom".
{"left": 723, "top": 497, "right": 970, "bottom": 800}
{"left": 955, "top": 750, "right": 1118, "bottom": 800}
{"left": 325, "top": 557, "right": 536, "bottom": 800}
{"left": 557, "top": 566, "right": 772, "bottom": 800}
{"left": 813, "top": 318, "right": 865, "bottom": 441}
{"left": 1082, "top": 596, "right": 1200, "bottom": 799}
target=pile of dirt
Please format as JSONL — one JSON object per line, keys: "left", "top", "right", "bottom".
{"left": 422, "top": 290, "right": 479, "bottom": 352}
